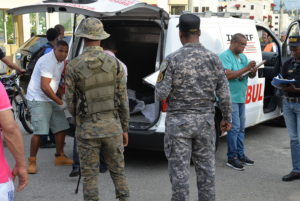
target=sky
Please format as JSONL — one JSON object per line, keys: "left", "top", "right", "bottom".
{"left": 273, "top": 0, "right": 299, "bottom": 10}
{"left": 218, "top": 0, "right": 300, "bottom": 10}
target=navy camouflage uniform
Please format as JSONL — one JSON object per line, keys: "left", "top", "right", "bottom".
{"left": 155, "top": 14, "right": 231, "bottom": 201}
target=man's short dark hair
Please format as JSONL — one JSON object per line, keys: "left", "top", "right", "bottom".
{"left": 54, "top": 24, "right": 64, "bottom": 33}
{"left": 46, "top": 28, "right": 59, "bottom": 42}
{"left": 56, "top": 40, "right": 69, "bottom": 48}
{"left": 181, "top": 30, "right": 200, "bottom": 38}
{"left": 84, "top": 38, "right": 98, "bottom": 42}
{"left": 231, "top": 33, "right": 246, "bottom": 42}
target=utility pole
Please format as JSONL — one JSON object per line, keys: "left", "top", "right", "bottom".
{"left": 188, "top": 0, "right": 192, "bottom": 12}
{"left": 279, "top": 0, "right": 284, "bottom": 35}
{"left": 289, "top": 0, "right": 298, "bottom": 19}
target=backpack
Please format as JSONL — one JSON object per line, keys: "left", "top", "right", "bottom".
{"left": 26, "top": 43, "right": 52, "bottom": 76}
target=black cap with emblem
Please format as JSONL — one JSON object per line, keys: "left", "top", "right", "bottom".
{"left": 177, "top": 13, "right": 200, "bottom": 33}
{"left": 288, "top": 36, "right": 300, "bottom": 47}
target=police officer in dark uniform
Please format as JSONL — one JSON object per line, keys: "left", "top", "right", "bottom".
{"left": 156, "top": 13, "right": 232, "bottom": 201}
{"left": 281, "top": 36, "right": 300, "bottom": 181}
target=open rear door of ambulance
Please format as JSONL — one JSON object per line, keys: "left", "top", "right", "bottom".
{"left": 7, "top": 0, "right": 169, "bottom": 20}
{"left": 7, "top": 0, "right": 169, "bottom": 67}
{"left": 8, "top": 1, "right": 170, "bottom": 150}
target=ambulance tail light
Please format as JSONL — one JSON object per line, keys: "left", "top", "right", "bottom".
{"left": 161, "top": 100, "right": 168, "bottom": 112}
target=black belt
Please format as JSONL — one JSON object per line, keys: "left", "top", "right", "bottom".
{"left": 80, "top": 112, "right": 117, "bottom": 123}
{"left": 284, "top": 96, "right": 300, "bottom": 103}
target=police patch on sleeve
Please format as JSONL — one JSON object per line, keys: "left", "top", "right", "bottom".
{"left": 156, "top": 61, "right": 168, "bottom": 83}
{"left": 157, "top": 72, "right": 164, "bottom": 83}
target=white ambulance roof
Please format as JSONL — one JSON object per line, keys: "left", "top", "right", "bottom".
{"left": 7, "top": 0, "right": 169, "bottom": 19}
{"left": 165, "top": 16, "right": 258, "bottom": 57}
{"left": 168, "top": 15, "right": 256, "bottom": 30}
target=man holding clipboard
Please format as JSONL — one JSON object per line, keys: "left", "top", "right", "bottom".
{"left": 219, "top": 33, "right": 257, "bottom": 171}
{"left": 280, "top": 36, "right": 300, "bottom": 182}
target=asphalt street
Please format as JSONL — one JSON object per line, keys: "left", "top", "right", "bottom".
{"left": 5, "top": 122, "right": 300, "bottom": 201}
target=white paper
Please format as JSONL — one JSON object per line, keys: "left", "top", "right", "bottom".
{"left": 240, "top": 60, "right": 266, "bottom": 77}
{"left": 143, "top": 71, "right": 159, "bottom": 86}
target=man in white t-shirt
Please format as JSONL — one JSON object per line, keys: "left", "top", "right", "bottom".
{"left": 26, "top": 40, "right": 73, "bottom": 174}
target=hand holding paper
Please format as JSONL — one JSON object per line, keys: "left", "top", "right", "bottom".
{"left": 240, "top": 60, "right": 266, "bottom": 78}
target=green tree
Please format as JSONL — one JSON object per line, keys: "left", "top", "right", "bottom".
{"left": 0, "top": 10, "right": 5, "bottom": 43}
{"left": 30, "top": 13, "right": 37, "bottom": 35}
{"left": 29, "top": 13, "right": 46, "bottom": 35}
{"left": 6, "top": 14, "right": 14, "bottom": 44}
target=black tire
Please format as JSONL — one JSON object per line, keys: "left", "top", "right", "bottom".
{"left": 19, "top": 103, "right": 33, "bottom": 134}
{"left": 263, "top": 116, "right": 286, "bottom": 127}
{"left": 11, "top": 99, "right": 19, "bottom": 120}
{"left": 214, "top": 108, "right": 222, "bottom": 151}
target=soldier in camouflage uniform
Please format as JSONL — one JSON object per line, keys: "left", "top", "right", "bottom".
{"left": 155, "top": 13, "right": 232, "bottom": 201}
{"left": 65, "top": 17, "right": 130, "bottom": 201}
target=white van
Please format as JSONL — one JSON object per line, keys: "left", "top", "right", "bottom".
{"left": 8, "top": 0, "right": 300, "bottom": 150}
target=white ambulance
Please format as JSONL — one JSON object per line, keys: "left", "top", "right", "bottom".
{"left": 8, "top": 0, "right": 300, "bottom": 150}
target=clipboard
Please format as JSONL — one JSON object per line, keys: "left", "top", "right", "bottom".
{"left": 271, "top": 75, "right": 296, "bottom": 89}
{"left": 240, "top": 60, "right": 266, "bottom": 77}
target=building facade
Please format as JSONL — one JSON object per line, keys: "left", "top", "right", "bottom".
{"left": 140, "top": 0, "right": 292, "bottom": 35}
{"left": 142, "top": 0, "right": 169, "bottom": 12}
{"left": 191, "top": 0, "right": 219, "bottom": 13}
{"left": 217, "top": 0, "right": 292, "bottom": 35}
{"left": 0, "top": 0, "right": 294, "bottom": 67}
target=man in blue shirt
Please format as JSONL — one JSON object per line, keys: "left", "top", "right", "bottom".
{"left": 219, "top": 33, "right": 256, "bottom": 171}
{"left": 43, "top": 28, "right": 59, "bottom": 54}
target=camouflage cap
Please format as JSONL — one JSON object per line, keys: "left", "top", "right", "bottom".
{"left": 75, "top": 17, "right": 110, "bottom": 40}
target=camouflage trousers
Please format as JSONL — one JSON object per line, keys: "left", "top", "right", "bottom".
{"left": 164, "top": 113, "right": 216, "bottom": 201}
{"left": 77, "top": 134, "right": 129, "bottom": 201}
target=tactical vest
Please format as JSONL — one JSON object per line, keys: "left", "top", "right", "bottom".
{"left": 78, "top": 53, "right": 118, "bottom": 121}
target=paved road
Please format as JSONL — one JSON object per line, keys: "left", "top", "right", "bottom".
{"left": 6, "top": 122, "right": 300, "bottom": 201}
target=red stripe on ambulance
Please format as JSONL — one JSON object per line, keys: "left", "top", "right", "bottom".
{"left": 245, "top": 83, "right": 263, "bottom": 104}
